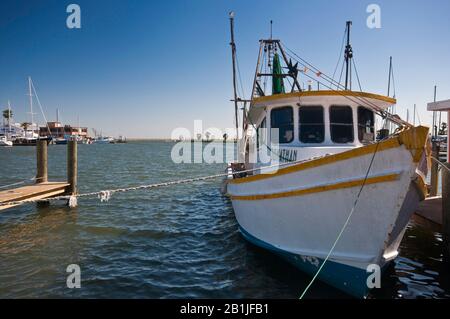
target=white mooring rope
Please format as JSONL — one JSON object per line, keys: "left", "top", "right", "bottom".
{"left": 431, "top": 156, "right": 450, "bottom": 172}
{"left": 0, "top": 158, "right": 309, "bottom": 208}
{"left": 298, "top": 140, "right": 382, "bottom": 299}
{"left": 0, "top": 176, "right": 46, "bottom": 190}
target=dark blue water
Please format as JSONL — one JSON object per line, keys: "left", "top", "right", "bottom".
{"left": 0, "top": 142, "right": 449, "bottom": 298}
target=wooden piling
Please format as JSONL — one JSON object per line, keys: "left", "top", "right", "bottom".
{"left": 67, "top": 140, "right": 78, "bottom": 195}
{"left": 36, "top": 140, "right": 48, "bottom": 184}
{"left": 442, "top": 163, "right": 450, "bottom": 255}
{"left": 430, "top": 142, "right": 440, "bottom": 196}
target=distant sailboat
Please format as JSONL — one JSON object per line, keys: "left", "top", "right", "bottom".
{"left": 13, "top": 77, "right": 52, "bottom": 146}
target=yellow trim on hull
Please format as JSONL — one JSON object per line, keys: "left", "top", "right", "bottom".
{"left": 229, "top": 126, "right": 429, "bottom": 185}
{"left": 253, "top": 90, "right": 397, "bottom": 105}
{"left": 229, "top": 173, "right": 400, "bottom": 201}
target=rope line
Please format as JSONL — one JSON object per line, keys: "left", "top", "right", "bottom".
{"left": 0, "top": 158, "right": 313, "bottom": 208}
{"left": 431, "top": 156, "right": 450, "bottom": 172}
{"left": 0, "top": 176, "right": 45, "bottom": 190}
{"left": 298, "top": 113, "right": 389, "bottom": 298}
{"left": 299, "top": 137, "right": 382, "bottom": 299}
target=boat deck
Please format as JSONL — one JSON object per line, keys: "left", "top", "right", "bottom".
{"left": 0, "top": 182, "right": 70, "bottom": 211}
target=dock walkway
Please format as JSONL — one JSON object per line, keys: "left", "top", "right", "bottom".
{"left": 0, "top": 182, "right": 69, "bottom": 211}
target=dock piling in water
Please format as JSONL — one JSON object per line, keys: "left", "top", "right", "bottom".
{"left": 67, "top": 140, "right": 78, "bottom": 195}
{"left": 442, "top": 163, "right": 450, "bottom": 255}
{"left": 430, "top": 142, "right": 440, "bottom": 197}
{"left": 36, "top": 140, "right": 48, "bottom": 184}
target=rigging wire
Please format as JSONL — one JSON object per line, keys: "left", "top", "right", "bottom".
{"left": 352, "top": 57, "right": 363, "bottom": 92}
{"left": 279, "top": 42, "right": 400, "bottom": 124}
{"left": 282, "top": 42, "right": 346, "bottom": 91}
{"left": 391, "top": 62, "right": 396, "bottom": 98}
{"left": 235, "top": 55, "right": 246, "bottom": 99}
{"left": 30, "top": 79, "right": 52, "bottom": 136}
{"left": 281, "top": 48, "right": 407, "bottom": 127}
{"left": 338, "top": 57, "right": 346, "bottom": 89}
{"left": 279, "top": 44, "right": 411, "bottom": 128}
{"left": 299, "top": 114, "right": 389, "bottom": 299}
{"left": 299, "top": 136, "right": 382, "bottom": 299}
{"left": 332, "top": 28, "right": 348, "bottom": 84}
{"left": 262, "top": 50, "right": 268, "bottom": 93}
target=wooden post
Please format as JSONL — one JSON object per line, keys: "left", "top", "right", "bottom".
{"left": 36, "top": 140, "right": 48, "bottom": 184}
{"left": 67, "top": 140, "right": 78, "bottom": 195}
{"left": 430, "top": 142, "right": 440, "bottom": 196}
{"left": 442, "top": 163, "right": 450, "bottom": 255}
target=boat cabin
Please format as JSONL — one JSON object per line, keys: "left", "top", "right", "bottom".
{"left": 245, "top": 91, "right": 396, "bottom": 163}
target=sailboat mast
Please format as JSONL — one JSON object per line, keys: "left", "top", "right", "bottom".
{"left": 229, "top": 11, "right": 239, "bottom": 138}
{"left": 7, "top": 100, "right": 11, "bottom": 132}
{"left": 28, "top": 76, "right": 34, "bottom": 125}
{"left": 387, "top": 56, "right": 392, "bottom": 97}
{"left": 344, "top": 21, "right": 353, "bottom": 90}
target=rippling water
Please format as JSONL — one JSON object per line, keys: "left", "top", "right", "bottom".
{"left": 0, "top": 142, "right": 449, "bottom": 298}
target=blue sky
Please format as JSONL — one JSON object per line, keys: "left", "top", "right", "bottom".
{"left": 0, "top": 0, "right": 449, "bottom": 138}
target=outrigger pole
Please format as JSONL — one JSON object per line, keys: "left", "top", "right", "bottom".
{"left": 251, "top": 39, "right": 302, "bottom": 99}
{"left": 229, "top": 11, "right": 240, "bottom": 138}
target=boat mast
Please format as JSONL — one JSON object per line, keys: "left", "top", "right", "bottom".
{"left": 344, "top": 21, "right": 353, "bottom": 90}
{"left": 27, "top": 76, "right": 35, "bottom": 125}
{"left": 7, "top": 100, "right": 12, "bottom": 133}
{"left": 229, "top": 11, "right": 240, "bottom": 138}
{"left": 387, "top": 56, "right": 392, "bottom": 97}
{"left": 57, "top": 108, "right": 61, "bottom": 139}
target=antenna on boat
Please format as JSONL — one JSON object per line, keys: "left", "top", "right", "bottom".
{"left": 270, "top": 20, "right": 273, "bottom": 39}
{"left": 344, "top": 21, "right": 353, "bottom": 90}
{"left": 229, "top": 11, "right": 240, "bottom": 138}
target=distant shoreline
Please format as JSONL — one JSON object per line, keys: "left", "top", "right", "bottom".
{"left": 126, "top": 138, "right": 237, "bottom": 142}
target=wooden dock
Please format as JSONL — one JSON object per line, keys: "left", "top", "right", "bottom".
{"left": 415, "top": 196, "right": 442, "bottom": 225}
{"left": 0, "top": 140, "right": 77, "bottom": 212}
{"left": 0, "top": 182, "right": 70, "bottom": 211}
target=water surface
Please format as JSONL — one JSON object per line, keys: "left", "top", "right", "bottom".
{"left": 0, "top": 142, "right": 449, "bottom": 298}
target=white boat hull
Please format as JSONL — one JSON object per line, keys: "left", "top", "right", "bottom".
{"left": 227, "top": 127, "right": 429, "bottom": 297}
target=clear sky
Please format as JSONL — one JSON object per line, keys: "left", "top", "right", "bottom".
{"left": 0, "top": 0, "right": 449, "bottom": 138}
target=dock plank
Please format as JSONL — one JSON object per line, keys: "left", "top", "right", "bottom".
{"left": 414, "top": 196, "right": 443, "bottom": 225}
{"left": 0, "top": 182, "right": 70, "bottom": 211}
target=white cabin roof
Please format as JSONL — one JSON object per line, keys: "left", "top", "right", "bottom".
{"left": 251, "top": 90, "right": 396, "bottom": 110}
{"left": 428, "top": 99, "right": 450, "bottom": 111}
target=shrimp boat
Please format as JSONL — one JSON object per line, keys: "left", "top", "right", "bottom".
{"left": 225, "top": 17, "right": 430, "bottom": 298}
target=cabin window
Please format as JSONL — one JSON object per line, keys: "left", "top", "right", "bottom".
{"left": 357, "top": 107, "right": 375, "bottom": 144}
{"left": 270, "top": 106, "right": 294, "bottom": 144}
{"left": 330, "top": 105, "right": 354, "bottom": 143}
{"left": 257, "top": 117, "right": 266, "bottom": 149}
{"left": 299, "top": 106, "right": 324, "bottom": 143}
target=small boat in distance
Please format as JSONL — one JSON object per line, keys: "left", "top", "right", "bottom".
{"left": 115, "top": 135, "right": 127, "bottom": 143}
{"left": 0, "top": 135, "right": 12, "bottom": 147}
{"left": 225, "top": 17, "right": 430, "bottom": 298}
{"left": 93, "top": 136, "right": 114, "bottom": 144}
